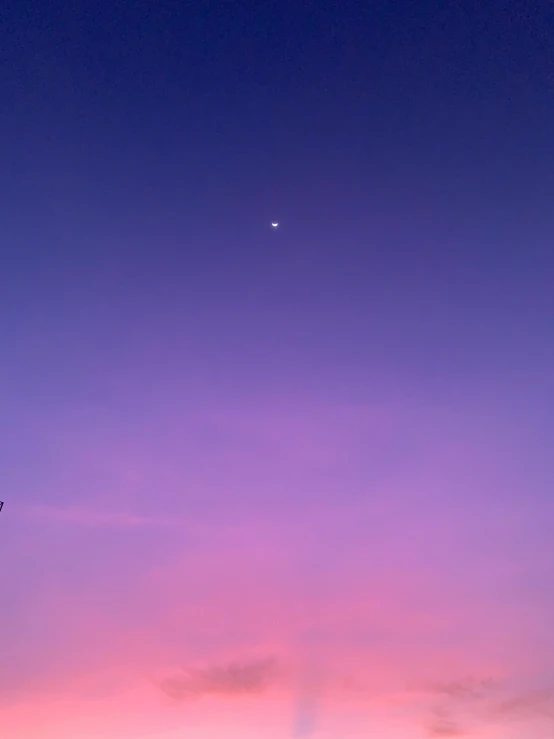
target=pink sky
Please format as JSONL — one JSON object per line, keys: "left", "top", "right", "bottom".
{"left": 3, "top": 396, "right": 554, "bottom": 738}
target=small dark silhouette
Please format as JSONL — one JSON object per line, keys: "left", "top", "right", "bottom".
{"left": 0, "top": 501, "right": 4, "bottom": 513}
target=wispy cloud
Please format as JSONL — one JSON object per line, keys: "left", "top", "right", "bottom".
{"left": 159, "top": 658, "right": 276, "bottom": 701}
{"left": 25, "top": 504, "right": 177, "bottom": 529}
{"left": 491, "top": 689, "right": 554, "bottom": 720}
{"left": 420, "top": 677, "right": 492, "bottom": 737}
{"left": 426, "top": 677, "right": 496, "bottom": 700}
{"left": 421, "top": 676, "right": 554, "bottom": 736}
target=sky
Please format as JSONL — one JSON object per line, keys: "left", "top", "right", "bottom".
{"left": 1, "top": 1, "right": 554, "bottom": 737}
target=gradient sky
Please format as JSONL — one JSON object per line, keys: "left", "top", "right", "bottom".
{"left": 2, "top": 1, "right": 554, "bottom": 737}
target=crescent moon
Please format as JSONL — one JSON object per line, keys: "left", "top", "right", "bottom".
{"left": 271, "top": 222, "right": 279, "bottom": 227}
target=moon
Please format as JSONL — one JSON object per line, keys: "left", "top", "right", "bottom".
{"left": 271, "top": 222, "right": 279, "bottom": 228}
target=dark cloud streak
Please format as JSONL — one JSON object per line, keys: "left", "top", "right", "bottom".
{"left": 491, "top": 689, "right": 554, "bottom": 720}
{"left": 159, "top": 658, "right": 275, "bottom": 702}
{"left": 426, "top": 677, "right": 496, "bottom": 700}
{"left": 423, "top": 676, "right": 554, "bottom": 736}
{"left": 427, "top": 717, "right": 465, "bottom": 737}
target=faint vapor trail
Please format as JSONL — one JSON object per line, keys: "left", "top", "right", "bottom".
{"left": 292, "top": 657, "right": 322, "bottom": 737}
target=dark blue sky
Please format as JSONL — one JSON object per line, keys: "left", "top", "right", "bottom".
{"left": 3, "top": 1, "right": 554, "bottom": 403}
{"left": 3, "top": 0, "right": 554, "bottom": 228}
{"left": 1, "top": 0, "right": 553, "bottom": 454}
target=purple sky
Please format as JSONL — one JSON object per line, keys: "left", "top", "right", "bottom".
{"left": 2, "top": 1, "right": 554, "bottom": 737}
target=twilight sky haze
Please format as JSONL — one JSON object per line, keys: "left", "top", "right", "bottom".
{"left": 2, "top": 1, "right": 554, "bottom": 737}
